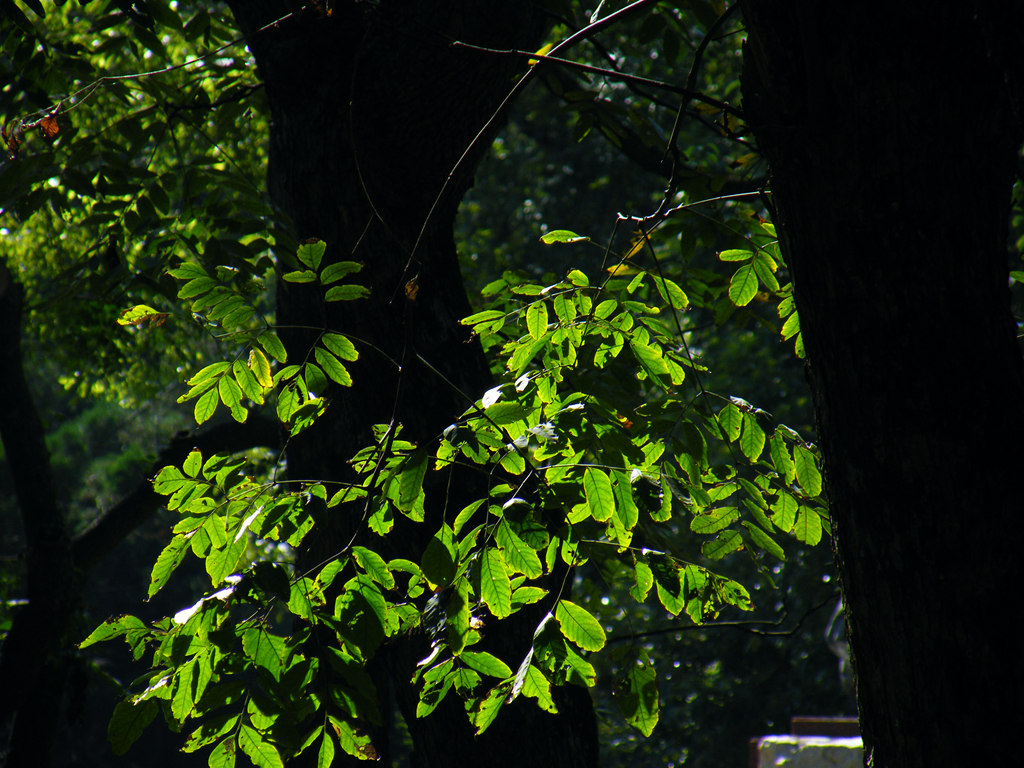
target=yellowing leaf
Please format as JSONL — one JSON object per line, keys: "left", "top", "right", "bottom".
{"left": 249, "top": 348, "right": 273, "bottom": 388}
{"left": 529, "top": 41, "right": 555, "bottom": 65}
{"left": 606, "top": 263, "right": 641, "bottom": 276}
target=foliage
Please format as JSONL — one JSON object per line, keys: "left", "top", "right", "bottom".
{"left": 80, "top": 216, "right": 827, "bottom": 762}
{"left": 2, "top": 2, "right": 839, "bottom": 766}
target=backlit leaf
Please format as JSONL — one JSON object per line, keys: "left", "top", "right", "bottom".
{"left": 478, "top": 548, "right": 512, "bottom": 618}
{"left": 728, "top": 263, "right": 758, "bottom": 306}
{"left": 583, "top": 467, "right": 615, "bottom": 522}
{"left": 793, "top": 445, "right": 823, "bottom": 496}
{"left": 540, "top": 229, "right": 588, "bottom": 244}
{"left": 461, "top": 650, "right": 512, "bottom": 678}
{"left": 555, "top": 599, "right": 606, "bottom": 652}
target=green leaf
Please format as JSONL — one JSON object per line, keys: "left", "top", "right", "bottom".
{"left": 653, "top": 276, "right": 689, "bottom": 310}
{"left": 242, "top": 627, "right": 290, "bottom": 682}
{"left": 566, "top": 269, "right": 589, "bottom": 287}
{"left": 739, "top": 412, "right": 766, "bottom": 461}
{"left": 771, "top": 491, "right": 798, "bottom": 532}
{"left": 540, "top": 229, "right": 588, "bottom": 244}
{"left": 108, "top": 698, "right": 158, "bottom": 755}
{"left": 511, "top": 585, "right": 547, "bottom": 609}
{"left": 794, "top": 506, "right": 823, "bottom": 545}
{"left": 187, "top": 361, "right": 231, "bottom": 387}
{"left": 461, "top": 650, "right": 512, "bottom": 678}
{"left": 610, "top": 470, "right": 639, "bottom": 549}
{"left": 297, "top": 239, "right": 326, "bottom": 270}
{"left": 690, "top": 506, "right": 739, "bottom": 534}
{"left": 421, "top": 525, "right": 457, "bottom": 588}
{"left": 615, "top": 649, "right": 660, "bottom": 736}
{"left": 208, "top": 736, "right": 237, "bottom": 768}
{"left": 314, "top": 346, "right": 353, "bottom": 386}
{"left": 325, "top": 284, "right": 370, "bottom": 302}
{"left": 769, "top": 433, "right": 796, "bottom": 483}
{"left": 352, "top": 546, "right": 395, "bottom": 590}
{"left": 116, "top": 304, "right": 167, "bottom": 326}
{"left": 461, "top": 309, "right": 505, "bottom": 326}
{"left": 496, "top": 519, "right": 542, "bottom": 579}
{"left": 79, "top": 614, "right": 147, "bottom": 654}
{"left": 583, "top": 467, "right": 615, "bottom": 522}
{"left": 321, "top": 332, "right": 358, "bottom": 361}
{"left": 719, "top": 248, "right": 753, "bottom": 262}
{"left": 472, "top": 683, "right": 511, "bottom": 735}
{"left": 717, "top": 404, "right": 743, "bottom": 441}
{"left": 318, "top": 731, "right": 336, "bottom": 768}
{"left": 742, "top": 521, "right": 785, "bottom": 561}
{"left": 793, "top": 445, "right": 823, "bottom": 496}
{"left": 396, "top": 447, "right": 428, "bottom": 513}
{"left": 526, "top": 300, "right": 549, "bottom": 340}
{"left": 183, "top": 714, "right": 240, "bottom": 753}
{"left": 481, "top": 396, "right": 527, "bottom": 426}
{"left": 238, "top": 724, "right": 284, "bottom": 768}
{"left": 180, "top": 275, "right": 217, "bottom": 299}
{"left": 555, "top": 599, "right": 606, "bottom": 652}
{"left": 452, "top": 499, "right": 484, "bottom": 536}
{"left": 233, "top": 359, "right": 264, "bottom": 404}
{"left": 320, "top": 261, "right": 363, "bottom": 284}
{"left": 701, "top": 529, "right": 744, "bottom": 560}
{"left": 194, "top": 386, "right": 219, "bottom": 425}
{"left": 478, "top": 548, "right": 512, "bottom": 618}
{"left": 148, "top": 535, "right": 190, "bottom": 598}
{"left": 183, "top": 449, "right": 203, "bottom": 478}
{"left": 728, "top": 263, "right": 758, "bottom": 306}
{"left": 257, "top": 331, "right": 287, "bottom": 363}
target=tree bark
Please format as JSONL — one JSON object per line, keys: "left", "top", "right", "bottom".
{"left": 225, "top": 3, "right": 598, "bottom": 765}
{"left": 742, "top": 4, "right": 1024, "bottom": 766}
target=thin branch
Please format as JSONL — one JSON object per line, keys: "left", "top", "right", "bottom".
{"left": 447, "top": 41, "right": 743, "bottom": 118}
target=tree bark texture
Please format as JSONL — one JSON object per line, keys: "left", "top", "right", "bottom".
{"left": 225, "top": 3, "right": 598, "bottom": 765}
{"left": 742, "top": 4, "right": 1024, "bottom": 766}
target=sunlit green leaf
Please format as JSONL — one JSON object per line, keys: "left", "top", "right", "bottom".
{"left": 555, "top": 599, "right": 605, "bottom": 652}
{"left": 238, "top": 724, "right": 284, "bottom": 768}
{"left": 461, "top": 650, "right": 512, "bottom": 678}
{"left": 728, "top": 263, "right": 758, "bottom": 306}
{"left": 478, "top": 548, "right": 512, "bottom": 618}
{"left": 257, "top": 331, "right": 287, "bottom": 363}
{"left": 793, "top": 445, "right": 823, "bottom": 496}
{"left": 794, "top": 506, "right": 823, "bottom": 545}
{"left": 540, "top": 229, "right": 588, "bottom": 244}
{"left": 321, "top": 332, "right": 358, "bottom": 361}
{"left": 583, "top": 467, "right": 615, "bottom": 522}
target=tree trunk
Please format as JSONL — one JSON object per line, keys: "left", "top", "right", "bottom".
{"left": 225, "top": 3, "right": 598, "bottom": 765}
{"left": 742, "top": 4, "right": 1024, "bottom": 766}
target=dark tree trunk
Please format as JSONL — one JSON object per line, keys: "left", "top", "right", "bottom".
{"left": 0, "top": 257, "right": 281, "bottom": 766}
{"left": 225, "top": 3, "right": 598, "bottom": 765}
{"left": 742, "top": 4, "right": 1024, "bottom": 766}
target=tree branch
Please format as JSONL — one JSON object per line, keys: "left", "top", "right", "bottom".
{"left": 72, "top": 415, "right": 282, "bottom": 574}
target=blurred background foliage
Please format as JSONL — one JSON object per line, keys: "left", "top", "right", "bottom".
{"left": 1, "top": 1, "right": 853, "bottom": 765}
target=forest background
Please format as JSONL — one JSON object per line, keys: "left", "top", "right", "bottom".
{"left": 2, "top": 2, "right": 1021, "bottom": 768}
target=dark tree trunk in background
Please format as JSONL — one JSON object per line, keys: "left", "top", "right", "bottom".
{"left": 226, "top": 3, "right": 598, "bottom": 765}
{"left": 743, "top": 4, "right": 1024, "bottom": 766}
